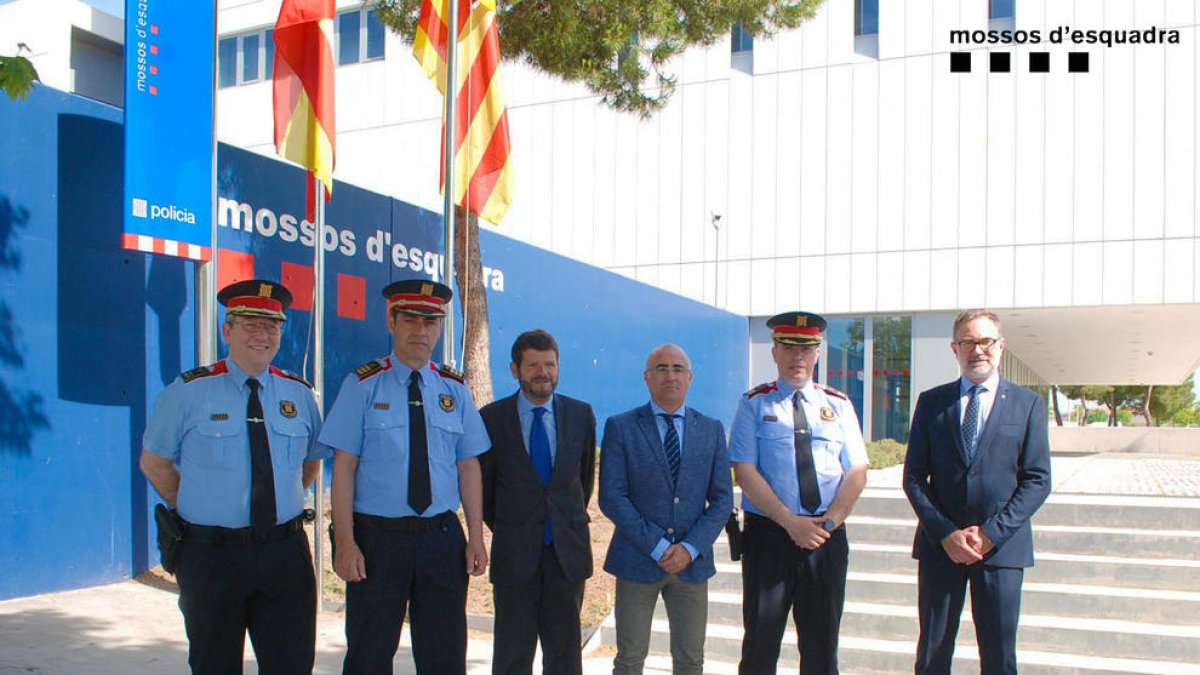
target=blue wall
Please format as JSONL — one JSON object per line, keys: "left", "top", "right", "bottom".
{"left": 0, "top": 87, "right": 748, "bottom": 601}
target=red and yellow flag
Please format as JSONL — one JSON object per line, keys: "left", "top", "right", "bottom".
{"left": 273, "top": 0, "right": 336, "bottom": 220}
{"left": 414, "top": 0, "right": 513, "bottom": 225}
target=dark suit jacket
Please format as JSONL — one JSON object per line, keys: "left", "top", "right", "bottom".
{"left": 903, "top": 378, "right": 1052, "bottom": 568}
{"left": 599, "top": 404, "right": 733, "bottom": 584}
{"left": 480, "top": 392, "right": 597, "bottom": 585}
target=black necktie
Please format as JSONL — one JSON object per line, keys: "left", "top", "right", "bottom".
{"left": 246, "top": 378, "right": 277, "bottom": 534}
{"left": 658, "top": 413, "right": 682, "bottom": 483}
{"left": 407, "top": 371, "right": 432, "bottom": 514}
{"left": 793, "top": 391, "right": 822, "bottom": 514}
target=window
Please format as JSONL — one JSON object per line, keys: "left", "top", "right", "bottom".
{"left": 337, "top": 9, "right": 386, "bottom": 65}
{"left": 731, "top": 22, "right": 753, "bottom": 54}
{"left": 824, "top": 318, "right": 867, "bottom": 433}
{"left": 870, "top": 316, "right": 912, "bottom": 443}
{"left": 217, "top": 28, "right": 276, "bottom": 87}
{"left": 855, "top": 0, "right": 879, "bottom": 36}
{"left": 990, "top": 0, "right": 1015, "bottom": 19}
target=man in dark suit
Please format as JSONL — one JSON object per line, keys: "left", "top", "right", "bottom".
{"left": 600, "top": 343, "right": 734, "bottom": 675}
{"left": 480, "top": 329, "right": 597, "bottom": 675}
{"left": 903, "top": 309, "right": 1052, "bottom": 675}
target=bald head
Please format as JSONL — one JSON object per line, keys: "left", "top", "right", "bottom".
{"left": 643, "top": 344, "right": 693, "bottom": 413}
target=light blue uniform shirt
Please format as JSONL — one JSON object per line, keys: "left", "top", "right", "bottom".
{"left": 143, "top": 358, "right": 328, "bottom": 528}
{"left": 729, "top": 379, "right": 868, "bottom": 517}
{"left": 516, "top": 390, "right": 557, "bottom": 462}
{"left": 648, "top": 402, "right": 698, "bottom": 562}
{"left": 319, "top": 356, "right": 490, "bottom": 518}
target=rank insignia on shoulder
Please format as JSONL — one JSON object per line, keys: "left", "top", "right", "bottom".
{"left": 763, "top": 415, "right": 778, "bottom": 422}
{"left": 355, "top": 359, "right": 389, "bottom": 381}
{"left": 816, "top": 383, "right": 849, "bottom": 401}
{"left": 745, "top": 382, "right": 778, "bottom": 399}
{"left": 435, "top": 363, "right": 465, "bottom": 384}
{"left": 373, "top": 402, "right": 390, "bottom": 410}
{"left": 280, "top": 401, "right": 297, "bottom": 418}
{"left": 210, "top": 413, "right": 229, "bottom": 421}
{"left": 820, "top": 406, "right": 837, "bottom": 421}
{"left": 181, "top": 361, "right": 227, "bottom": 384}
{"left": 439, "top": 393, "right": 456, "bottom": 412}
{"left": 270, "top": 366, "right": 312, "bottom": 389}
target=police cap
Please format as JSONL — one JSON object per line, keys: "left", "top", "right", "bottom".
{"left": 218, "top": 279, "right": 292, "bottom": 321}
{"left": 382, "top": 279, "right": 453, "bottom": 317}
{"left": 767, "top": 311, "right": 827, "bottom": 346}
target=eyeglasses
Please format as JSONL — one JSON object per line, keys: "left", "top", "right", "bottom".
{"left": 235, "top": 320, "right": 282, "bottom": 336}
{"left": 956, "top": 337, "right": 999, "bottom": 352}
{"left": 648, "top": 364, "right": 690, "bottom": 375}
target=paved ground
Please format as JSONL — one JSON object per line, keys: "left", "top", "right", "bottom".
{"left": 3, "top": 452, "right": 1199, "bottom": 675}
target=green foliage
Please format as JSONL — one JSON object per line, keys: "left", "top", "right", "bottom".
{"left": 1085, "top": 408, "right": 1109, "bottom": 424}
{"left": 1171, "top": 404, "right": 1200, "bottom": 427}
{"left": 1150, "top": 375, "right": 1195, "bottom": 426}
{"left": 376, "top": 0, "right": 824, "bottom": 117}
{"left": 866, "top": 438, "right": 906, "bottom": 470}
{"left": 0, "top": 55, "right": 39, "bottom": 100}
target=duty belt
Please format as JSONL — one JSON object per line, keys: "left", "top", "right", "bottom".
{"left": 353, "top": 511, "right": 456, "bottom": 533}
{"left": 182, "top": 510, "right": 312, "bottom": 545}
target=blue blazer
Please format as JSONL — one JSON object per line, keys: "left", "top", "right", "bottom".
{"left": 903, "top": 378, "right": 1052, "bottom": 568}
{"left": 599, "top": 404, "right": 733, "bottom": 584}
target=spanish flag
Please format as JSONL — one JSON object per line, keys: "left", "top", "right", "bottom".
{"left": 273, "top": 0, "right": 336, "bottom": 221}
{"left": 414, "top": 0, "right": 513, "bottom": 225}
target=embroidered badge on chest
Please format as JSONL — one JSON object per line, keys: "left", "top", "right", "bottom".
{"left": 280, "top": 401, "right": 297, "bottom": 418}
{"left": 820, "top": 406, "right": 837, "bottom": 421}
{"left": 439, "top": 394, "right": 455, "bottom": 412}
{"left": 373, "top": 402, "right": 390, "bottom": 410}
{"left": 763, "top": 415, "right": 778, "bottom": 422}
{"left": 210, "top": 413, "right": 229, "bottom": 421}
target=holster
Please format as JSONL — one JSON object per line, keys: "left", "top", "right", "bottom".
{"left": 154, "top": 503, "right": 184, "bottom": 574}
{"left": 724, "top": 510, "right": 744, "bottom": 561}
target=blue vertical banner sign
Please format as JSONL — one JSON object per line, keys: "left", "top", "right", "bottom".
{"left": 122, "top": 0, "right": 216, "bottom": 261}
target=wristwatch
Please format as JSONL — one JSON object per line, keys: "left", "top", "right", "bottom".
{"left": 821, "top": 518, "right": 837, "bottom": 533}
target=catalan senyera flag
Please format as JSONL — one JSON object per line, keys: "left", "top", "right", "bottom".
{"left": 273, "top": 0, "right": 336, "bottom": 221}
{"left": 414, "top": 0, "right": 513, "bottom": 225}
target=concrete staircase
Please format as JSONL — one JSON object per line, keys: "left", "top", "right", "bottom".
{"left": 599, "top": 487, "right": 1200, "bottom": 674}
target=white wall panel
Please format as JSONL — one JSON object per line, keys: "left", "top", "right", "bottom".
{"left": 591, "top": 104, "right": 617, "bottom": 268}
{"left": 1013, "top": 245, "right": 1045, "bottom": 307}
{"left": 878, "top": 0, "right": 907, "bottom": 60}
{"left": 776, "top": 28, "right": 803, "bottom": 73}
{"left": 726, "top": 74, "right": 754, "bottom": 261}
{"left": 850, "top": 253, "right": 878, "bottom": 312}
{"left": 797, "top": 257, "right": 826, "bottom": 313}
{"left": 986, "top": 61, "right": 1016, "bottom": 247}
{"left": 776, "top": 70, "right": 803, "bottom": 258}
{"left": 929, "top": 249, "right": 958, "bottom": 309}
{"left": 776, "top": 257, "right": 801, "bottom": 311}
{"left": 904, "top": 56, "right": 933, "bottom": 251}
{"left": 704, "top": 81, "right": 731, "bottom": 267}
{"left": 611, "top": 112, "right": 639, "bottom": 267}
{"left": 903, "top": 250, "right": 931, "bottom": 310}
{"left": 528, "top": 104, "right": 556, "bottom": 251}
{"left": 930, "top": 58, "right": 960, "bottom": 248}
{"left": 725, "top": 260, "right": 753, "bottom": 315}
{"left": 800, "top": 3, "right": 830, "bottom": 70}
{"left": 550, "top": 102, "right": 575, "bottom": 255}
{"left": 1164, "top": 238, "right": 1195, "bottom": 303}
{"left": 877, "top": 252, "right": 904, "bottom": 311}
{"left": 1133, "top": 36, "right": 1166, "bottom": 240}
{"left": 1195, "top": 239, "right": 1200, "bottom": 302}
{"left": 1164, "top": 0, "right": 1195, "bottom": 24}
{"left": 957, "top": 248, "right": 987, "bottom": 308}
{"left": 1164, "top": 25, "right": 1196, "bottom": 239}
{"left": 1014, "top": 67, "right": 1046, "bottom": 246}
{"left": 1072, "top": 55, "right": 1104, "bottom": 243}
{"left": 799, "top": 70, "right": 829, "bottom": 256}
{"left": 985, "top": 246, "right": 1015, "bottom": 308}
{"left": 657, "top": 264, "right": 683, "bottom": 298}
{"left": 905, "top": 0, "right": 934, "bottom": 56}
{"left": 749, "top": 258, "right": 777, "bottom": 316}
{"left": 851, "top": 63, "right": 880, "bottom": 254}
{"left": 1102, "top": 241, "right": 1134, "bottom": 304}
{"left": 679, "top": 263, "right": 705, "bottom": 304}
{"left": 823, "top": 0, "right": 854, "bottom": 65}
{"left": 825, "top": 66, "right": 854, "bottom": 255}
{"left": 823, "top": 254, "right": 851, "bottom": 313}
{"left": 635, "top": 115, "right": 661, "bottom": 266}
{"left": 878, "top": 59, "right": 906, "bottom": 252}
{"left": 1133, "top": 240, "right": 1165, "bottom": 304}
{"left": 930, "top": 0, "right": 961, "bottom": 53}
{"left": 959, "top": 65, "right": 988, "bottom": 248}
{"left": 1043, "top": 244, "right": 1073, "bottom": 307}
{"left": 751, "top": 75, "right": 780, "bottom": 260}
{"left": 1102, "top": 9, "right": 1135, "bottom": 241}
{"left": 635, "top": 265, "right": 659, "bottom": 287}
{"left": 679, "top": 84, "right": 708, "bottom": 264}
{"left": 570, "top": 101, "right": 596, "bottom": 262}
{"left": 657, "top": 96, "right": 684, "bottom": 266}
{"left": 1072, "top": 242, "right": 1102, "bottom": 306}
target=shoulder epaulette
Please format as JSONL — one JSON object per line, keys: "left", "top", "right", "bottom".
{"left": 745, "top": 381, "right": 778, "bottom": 399}
{"left": 355, "top": 358, "right": 391, "bottom": 382}
{"left": 180, "top": 360, "right": 227, "bottom": 384}
{"left": 816, "top": 383, "right": 849, "bottom": 401}
{"left": 270, "top": 365, "right": 312, "bottom": 389}
{"left": 435, "top": 363, "right": 465, "bottom": 384}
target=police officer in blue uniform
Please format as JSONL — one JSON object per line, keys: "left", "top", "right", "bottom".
{"left": 730, "top": 311, "right": 870, "bottom": 675}
{"left": 321, "top": 279, "right": 490, "bottom": 675}
{"left": 140, "top": 279, "right": 328, "bottom": 675}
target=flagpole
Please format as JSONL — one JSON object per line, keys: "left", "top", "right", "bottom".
{"left": 440, "top": 0, "right": 459, "bottom": 367}
{"left": 198, "top": 3, "right": 219, "bottom": 365}
{"left": 312, "top": 176, "right": 327, "bottom": 612}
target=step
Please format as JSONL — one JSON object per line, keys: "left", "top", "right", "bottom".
{"left": 850, "top": 489, "right": 1200, "bottom": 531}
{"left": 846, "top": 516, "right": 1200, "bottom": 560}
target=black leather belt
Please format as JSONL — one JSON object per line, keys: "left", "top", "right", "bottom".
{"left": 182, "top": 512, "right": 308, "bottom": 545}
{"left": 354, "top": 511, "right": 456, "bottom": 533}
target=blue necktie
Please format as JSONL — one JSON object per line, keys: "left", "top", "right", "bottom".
{"left": 659, "top": 413, "right": 682, "bottom": 483}
{"left": 962, "top": 384, "right": 982, "bottom": 462}
{"left": 530, "top": 406, "right": 553, "bottom": 544}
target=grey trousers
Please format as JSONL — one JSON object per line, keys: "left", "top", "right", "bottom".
{"left": 612, "top": 575, "right": 708, "bottom": 675}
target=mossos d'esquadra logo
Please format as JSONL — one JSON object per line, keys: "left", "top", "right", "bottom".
{"left": 131, "top": 197, "right": 196, "bottom": 224}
